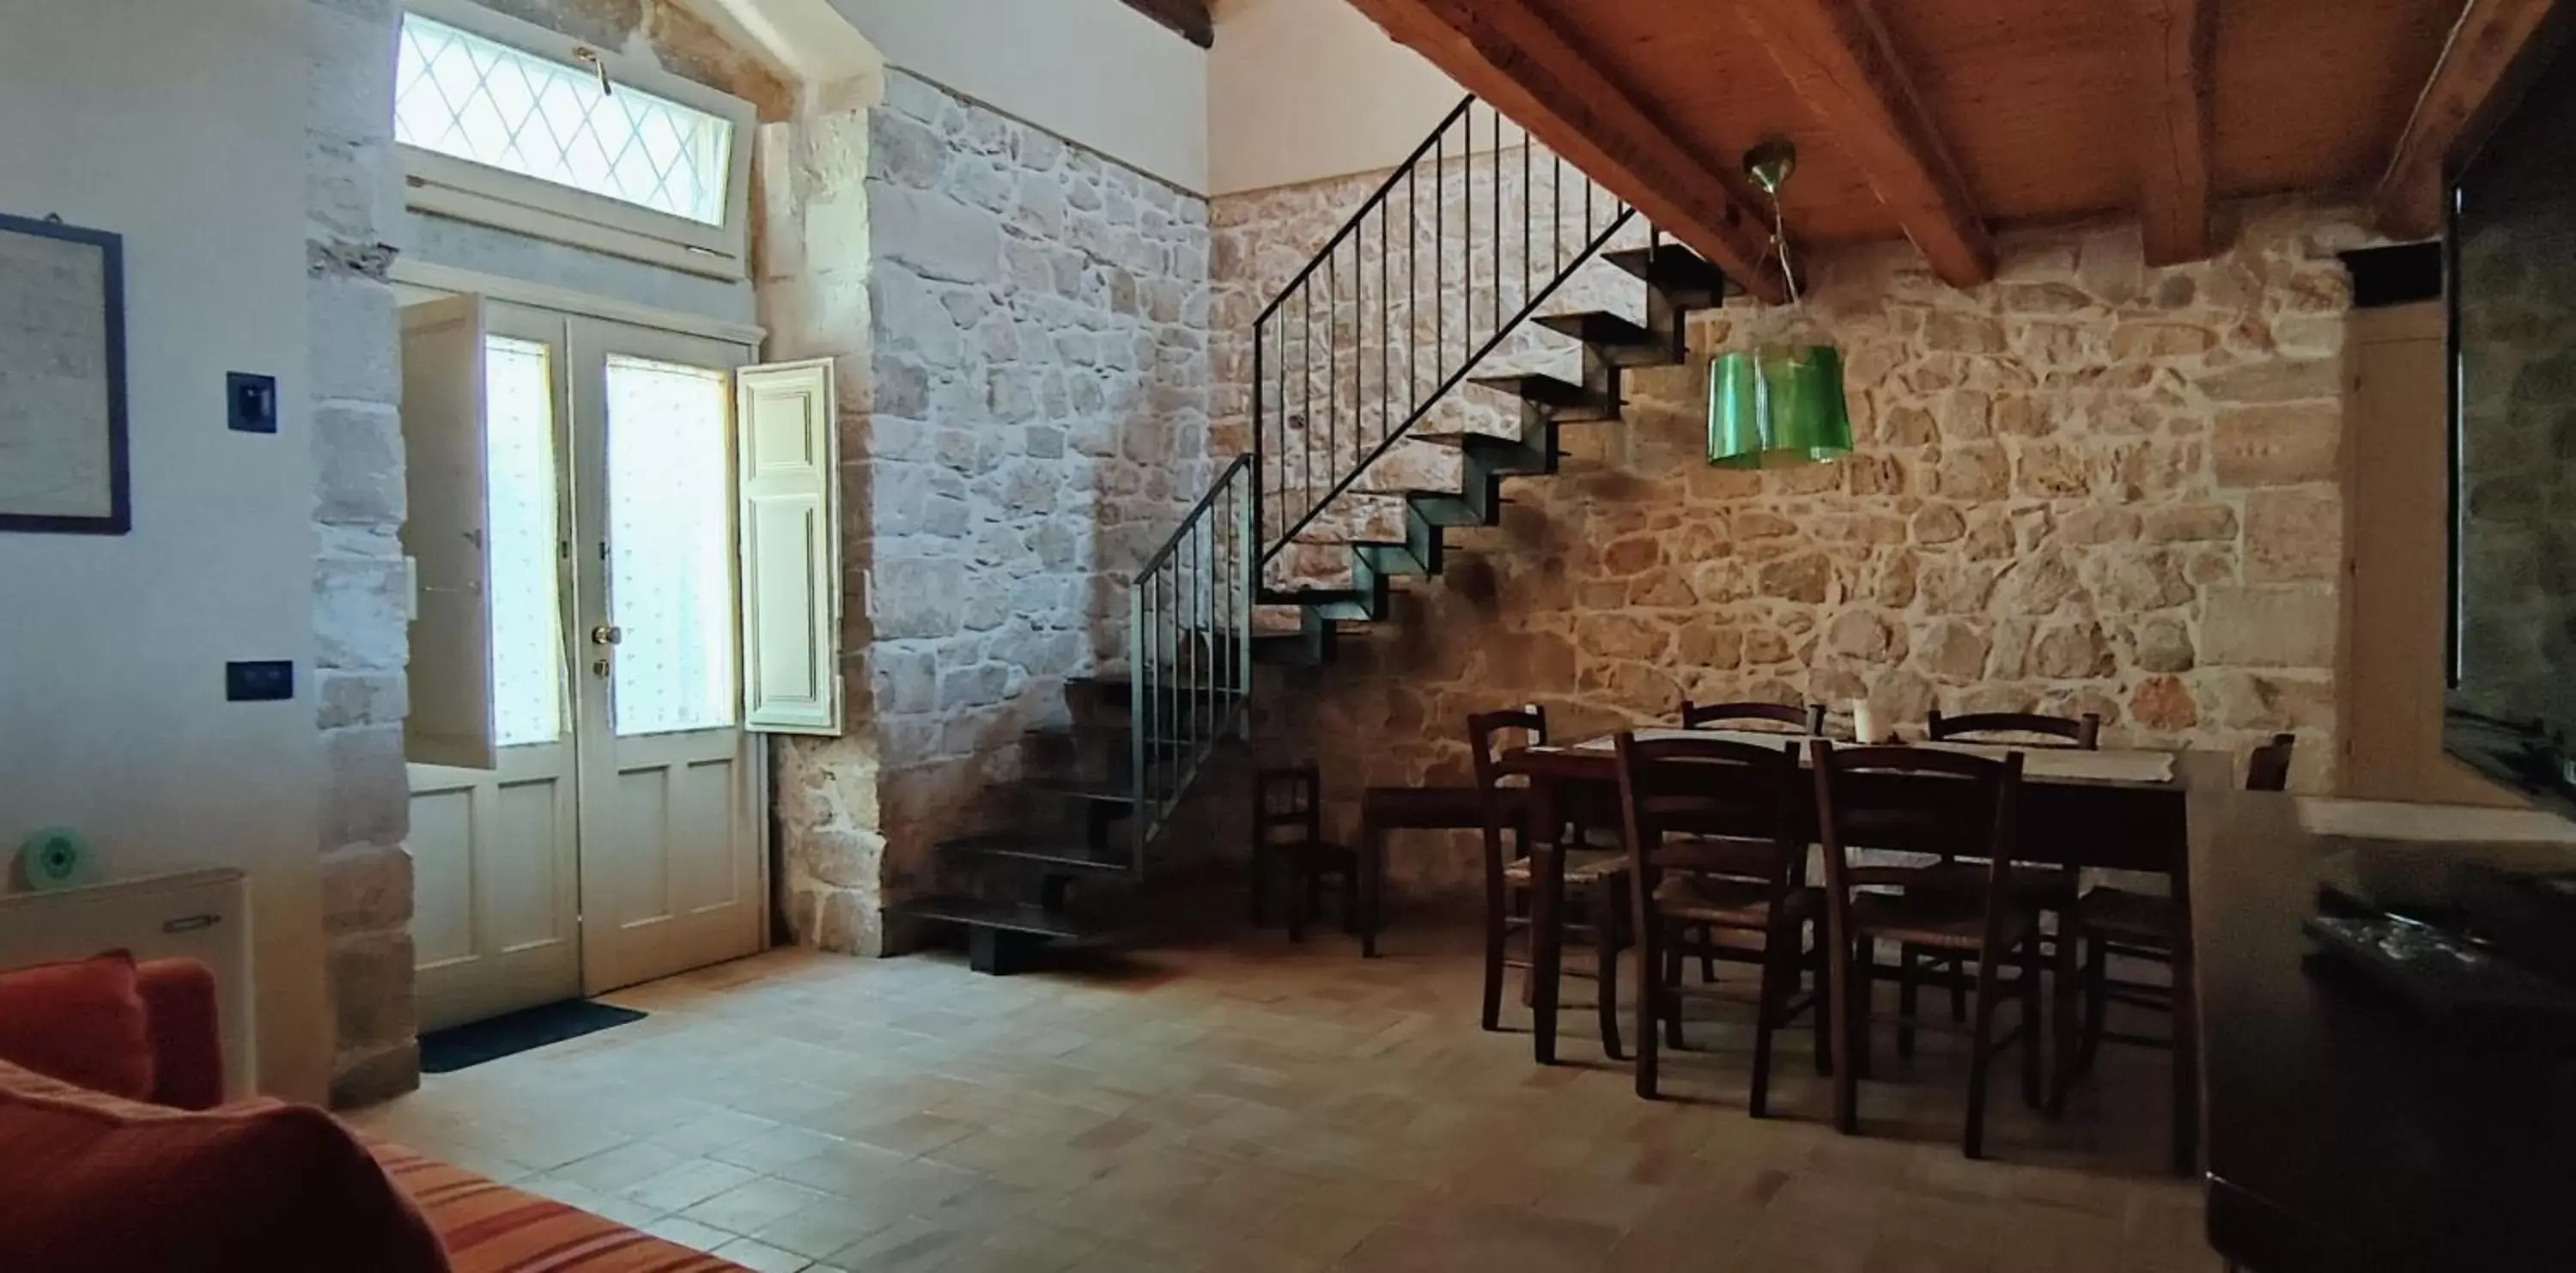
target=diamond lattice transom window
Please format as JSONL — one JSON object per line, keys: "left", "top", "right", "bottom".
{"left": 395, "top": 13, "right": 734, "bottom": 227}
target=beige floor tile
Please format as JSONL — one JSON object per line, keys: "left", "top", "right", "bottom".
{"left": 352, "top": 925, "right": 2220, "bottom": 1273}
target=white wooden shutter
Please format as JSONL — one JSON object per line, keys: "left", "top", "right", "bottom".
{"left": 735, "top": 359, "right": 842, "bottom": 734}
{"left": 399, "top": 295, "right": 499, "bottom": 769}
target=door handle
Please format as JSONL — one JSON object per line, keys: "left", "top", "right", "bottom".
{"left": 591, "top": 624, "right": 623, "bottom": 646}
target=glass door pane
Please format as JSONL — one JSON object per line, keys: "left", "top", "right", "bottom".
{"left": 602, "top": 354, "right": 738, "bottom": 736}
{"left": 484, "top": 334, "right": 567, "bottom": 747}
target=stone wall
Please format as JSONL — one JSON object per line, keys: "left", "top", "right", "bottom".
{"left": 307, "top": 0, "right": 416, "bottom": 1106}
{"left": 772, "top": 70, "right": 1214, "bottom": 953}
{"left": 1211, "top": 174, "right": 2368, "bottom": 896}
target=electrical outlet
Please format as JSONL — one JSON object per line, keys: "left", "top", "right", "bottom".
{"left": 227, "top": 372, "right": 277, "bottom": 434}
{"left": 224, "top": 661, "right": 294, "bottom": 702}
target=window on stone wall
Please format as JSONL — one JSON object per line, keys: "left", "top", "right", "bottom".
{"left": 393, "top": 0, "right": 755, "bottom": 279}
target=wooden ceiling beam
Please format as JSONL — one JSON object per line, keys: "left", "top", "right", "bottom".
{"left": 2376, "top": 0, "right": 2561, "bottom": 240}
{"left": 1345, "top": 0, "right": 1789, "bottom": 302}
{"left": 2126, "top": 0, "right": 2216, "bottom": 266}
{"left": 1733, "top": 0, "right": 1995, "bottom": 287}
{"left": 1118, "top": 0, "right": 1212, "bottom": 48}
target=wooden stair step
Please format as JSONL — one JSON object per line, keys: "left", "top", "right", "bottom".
{"left": 890, "top": 895, "right": 1107, "bottom": 941}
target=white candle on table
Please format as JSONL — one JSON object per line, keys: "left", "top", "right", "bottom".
{"left": 1852, "top": 698, "right": 1881, "bottom": 744}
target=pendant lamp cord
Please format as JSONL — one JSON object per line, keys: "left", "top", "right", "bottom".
{"left": 1770, "top": 189, "right": 1803, "bottom": 310}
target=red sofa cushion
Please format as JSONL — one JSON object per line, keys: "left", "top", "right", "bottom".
{"left": 0, "top": 1058, "right": 452, "bottom": 1273}
{"left": 0, "top": 951, "right": 154, "bottom": 1100}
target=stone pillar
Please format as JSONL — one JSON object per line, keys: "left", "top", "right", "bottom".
{"left": 769, "top": 69, "right": 1216, "bottom": 953}
{"left": 307, "top": 0, "right": 418, "bottom": 1106}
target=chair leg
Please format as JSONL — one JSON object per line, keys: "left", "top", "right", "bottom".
{"left": 2020, "top": 934, "right": 2045, "bottom": 1111}
{"left": 2078, "top": 937, "right": 2109, "bottom": 1078}
{"left": 1480, "top": 870, "right": 1508, "bottom": 1033}
{"left": 1948, "top": 953, "right": 1969, "bottom": 1022}
{"left": 1853, "top": 940, "right": 1878, "bottom": 1082}
{"left": 1661, "top": 931, "right": 1686, "bottom": 1049}
{"left": 2050, "top": 926, "right": 2084, "bottom": 1118}
{"left": 1749, "top": 921, "right": 1791, "bottom": 1118}
{"left": 1632, "top": 912, "right": 1662, "bottom": 1100}
{"left": 1832, "top": 933, "right": 1862, "bottom": 1135}
{"left": 1699, "top": 926, "right": 1718, "bottom": 984}
{"left": 1247, "top": 846, "right": 1268, "bottom": 929}
{"left": 1811, "top": 935, "right": 1833, "bottom": 1076}
{"left": 1595, "top": 880, "right": 1625, "bottom": 1062}
{"left": 1963, "top": 939, "right": 2008, "bottom": 1160}
{"left": 1896, "top": 945, "right": 1921, "bottom": 1060}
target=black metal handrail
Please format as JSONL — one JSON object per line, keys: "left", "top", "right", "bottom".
{"left": 1250, "top": 94, "right": 1635, "bottom": 570}
{"left": 1125, "top": 454, "right": 1255, "bottom": 865}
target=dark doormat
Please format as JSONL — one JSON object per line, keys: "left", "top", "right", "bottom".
{"left": 419, "top": 999, "right": 646, "bottom": 1075}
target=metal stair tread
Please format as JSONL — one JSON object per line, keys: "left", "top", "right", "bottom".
{"left": 1534, "top": 310, "right": 1657, "bottom": 348}
{"left": 1467, "top": 372, "right": 1595, "bottom": 406}
{"left": 935, "top": 831, "right": 1133, "bottom": 872}
{"left": 890, "top": 895, "right": 1109, "bottom": 940}
{"left": 1024, "top": 777, "right": 1144, "bottom": 804}
{"left": 1601, "top": 245, "right": 1733, "bottom": 298}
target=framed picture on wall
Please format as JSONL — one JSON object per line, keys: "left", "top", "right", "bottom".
{"left": 0, "top": 212, "right": 129, "bottom": 534}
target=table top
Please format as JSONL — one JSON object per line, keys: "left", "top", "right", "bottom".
{"left": 1527, "top": 729, "right": 2180, "bottom": 788}
{"left": 2190, "top": 786, "right": 2576, "bottom": 1273}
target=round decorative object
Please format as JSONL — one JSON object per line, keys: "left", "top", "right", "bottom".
{"left": 1745, "top": 137, "right": 1799, "bottom": 198}
{"left": 16, "top": 827, "right": 99, "bottom": 892}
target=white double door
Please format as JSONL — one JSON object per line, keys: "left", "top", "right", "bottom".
{"left": 410, "top": 303, "right": 765, "bottom": 1031}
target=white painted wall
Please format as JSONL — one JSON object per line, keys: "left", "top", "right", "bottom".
{"left": 1206, "top": 0, "right": 1464, "bottom": 195}
{"left": 0, "top": 0, "right": 331, "bottom": 1099}
{"left": 826, "top": 0, "right": 1209, "bottom": 192}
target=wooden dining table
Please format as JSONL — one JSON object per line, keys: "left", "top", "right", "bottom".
{"left": 1500, "top": 731, "right": 2231, "bottom": 1156}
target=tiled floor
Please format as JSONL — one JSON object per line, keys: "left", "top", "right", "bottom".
{"left": 352, "top": 924, "right": 2218, "bottom": 1272}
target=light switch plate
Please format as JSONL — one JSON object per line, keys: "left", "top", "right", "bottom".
{"left": 224, "top": 661, "right": 294, "bottom": 702}
{"left": 227, "top": 372, "right": 277, "bottom": 434}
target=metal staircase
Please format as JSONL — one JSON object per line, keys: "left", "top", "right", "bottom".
{"left": 895, "top": 96, "right": 1741, "bottom": 972}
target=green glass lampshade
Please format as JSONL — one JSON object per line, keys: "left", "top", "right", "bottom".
{"left": 1707, "top": 344, "right": 1855, "bottom": 469}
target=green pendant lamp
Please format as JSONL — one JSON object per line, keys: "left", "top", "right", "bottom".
{"left": 1709, "top": 139, "right": 1854, "bottom": 470}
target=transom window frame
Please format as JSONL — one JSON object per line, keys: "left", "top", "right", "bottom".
{"left": 395, "top": 0, "right": 757, "bottom": 281}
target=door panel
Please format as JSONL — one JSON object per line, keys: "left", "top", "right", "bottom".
{"left": 570, "top": 317, "right": 765, "bottom": 994}
{"left": 406, "top": 302, "right": 585, "bottom": 1032}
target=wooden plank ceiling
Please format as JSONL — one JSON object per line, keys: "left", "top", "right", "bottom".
{"left": 1349, "top": 0, "right": 2480, "bottom": 282}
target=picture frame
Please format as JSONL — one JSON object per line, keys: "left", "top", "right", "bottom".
{"left": 0, "top": 211, "right": 129, "bottom": 534}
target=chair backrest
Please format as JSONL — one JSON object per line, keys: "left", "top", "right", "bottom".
{"left": 1612, "top": 732, "right": 1807, "bottom": 897}
{"left": 1253, "top": 764, "right": 1321, "bottom": 845}
{"left": 1467, "top": 705, "right": 1549, "bottom": 862}
{"left": 2246, "top": 733, "right": 2297, "bottom": 793}
{"left": 1926, "top": 710, "right": 2101, "bottom": 749}
{"left": 1680, "top": 700, "right": 1827, "bottom": 735}
{"left": 1809, "top": 741, "right": 2025, "bottom": 939}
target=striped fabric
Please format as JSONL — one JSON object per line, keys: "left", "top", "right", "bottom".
{"left": 370, "top": 1142, "right": 746, "bottom": 1273}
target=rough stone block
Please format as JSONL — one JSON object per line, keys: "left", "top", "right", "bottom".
{"left": 314, "top": 557, "right": 408, "bottom": 670}
{"left": 330, "top": 1038, "right": 418, "bottom": 1110}
{"left": 2245, "top": 486, "right": 2340, "bottom": 582}
{"left": 314, "top": 669, "right": 407, "bottom": 729}
{"left": 2214, "top": 402, "right": 2341, "bottom": 487}
{"left": 872, "top": 185, "right": 1001, "bottom": 285}
{"left": 328, "top": 928, "right": 414, "bottom": 1057}
{"left": 2202, "top": 585, "right": 2336, "bottom": 668}
{"left": 313, "top": 401, "right": 404, "bottom": 526}
{"left": 322, "top": 841, "right": 414, "bottom": 935}
{"left": 320, "top": 724, "right": 408, "bottom": 850}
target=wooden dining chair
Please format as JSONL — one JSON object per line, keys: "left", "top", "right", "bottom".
{"left": 1903, "top": 710, "right": 2101, "bottom": 1052}
{"left": 1611, "top": 732, "right": 1826, "bottom": 1110}
{"left": 1812, "top": 740, "right": 2045, "bottom": 1159}
{"left": 2051, "top": 733, "right": 2295, "bottom": 1168}
{"left": 1468, "top": 706, "right": 1628, "bottom": 1058}
{"left": 1680, "top": 700, "right": 1828, "bottom": 734}
{"left": 1246, "top": 764, "right": 1358, "bottom": 942}
{"left": 1926, "top": 710, "right": 2103, "bottom": 748}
